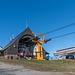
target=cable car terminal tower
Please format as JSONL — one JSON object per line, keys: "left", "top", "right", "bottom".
{"left": 3, "top": 27, "right": 50, "bottom": 60}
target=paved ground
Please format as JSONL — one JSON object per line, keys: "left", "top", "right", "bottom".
{"left": 0, "top": 62, "right": 75, "bottom": 75}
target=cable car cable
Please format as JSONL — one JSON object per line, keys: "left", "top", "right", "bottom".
{"left": 31, "top": 23, "right": 75, "bottom": 42}
{"left": 42, "top": 23, "right": 75, "bottom": 35}
{"left": 50, "top": 31, "right": 75, "bottom": 39}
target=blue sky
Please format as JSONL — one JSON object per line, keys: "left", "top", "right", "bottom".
{"left": 0, "top": 0, "right": 75, "bottom": 56}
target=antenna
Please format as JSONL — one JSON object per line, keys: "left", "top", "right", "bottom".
{"left": 10, "top": 34, "right": 14, "bottom": 41}
{"left": 26, "top": 20, "right": 27, "bottom": 28}
{"left": 13, "top": 34, "right": 14, "bottom": 39}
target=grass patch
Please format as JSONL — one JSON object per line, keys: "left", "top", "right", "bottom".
{"left": 0, "top": 58, "right": 75, "bottom": 72}
{"left": 0, "top": 56, "right": 5, "bottom": 59}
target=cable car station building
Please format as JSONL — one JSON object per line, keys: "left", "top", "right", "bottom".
{"left": 3, "top": 27, "right": 49, "bottom": 60}
{"left": 54, "top": 46, "right": 75, "bottom": 59}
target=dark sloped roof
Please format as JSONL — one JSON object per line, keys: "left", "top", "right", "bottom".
{"left": 3, "top": 27, "right": 32, "bottom": 50}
